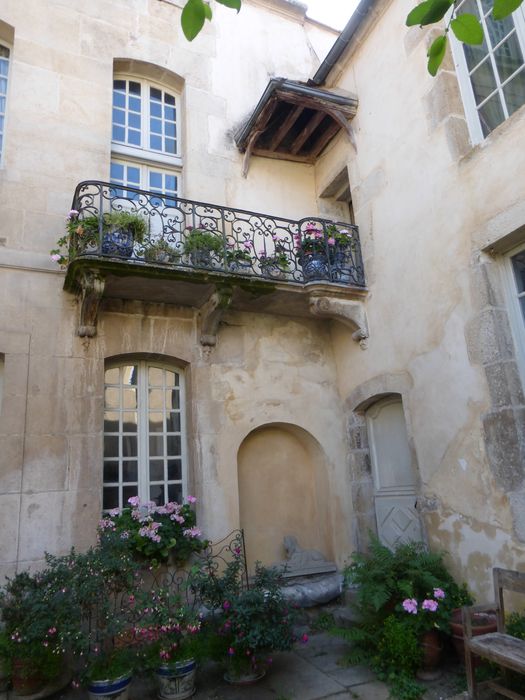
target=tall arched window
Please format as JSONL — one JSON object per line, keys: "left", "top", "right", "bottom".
{"left": 103, "top": 360, "right": 187, "bottom": 511}
{"left": 110, "top": 74, "right": 181, "bottom": 198}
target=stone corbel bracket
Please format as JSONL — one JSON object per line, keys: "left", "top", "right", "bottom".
{"left": 78, "top": 270, "right": 105, "bottom": 337}
{"left": 199, "top": 286, "right": 233, "bottom": 346}
{"left": 309, "top": 295, "right": 369, "bottom": 349}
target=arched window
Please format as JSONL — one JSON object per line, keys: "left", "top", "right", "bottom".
{"left": 103, "top": 360, "right": 187, "bottom": 511}
{"left": 110, "top": 73, "right": 181, "bottom": 198}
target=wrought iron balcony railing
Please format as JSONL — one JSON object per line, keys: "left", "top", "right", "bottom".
{"left": 68, "top": 181, "right": 365, "bottom": 287}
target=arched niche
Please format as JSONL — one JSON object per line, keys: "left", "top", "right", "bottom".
{"left": 237, "top": 423, "right": 332, "bottom": 571}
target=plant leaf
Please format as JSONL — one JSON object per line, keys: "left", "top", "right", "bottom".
{"left": 407, "top": 0, "right": 454, "bottom": 25}
{"left": 203, "top": 2, "right": 212, "bottom": 19}
{"left": 493, "top": 0, "right": 523, "bottom": 19}
{"left": 181, "top": 0, "right": 206, "bottom": 41}
{"left": 427, "top": 34, "right": 447, "bottom": 76}
{"left": 406, "top": 1, "right": 434, "bottom": 25}
{"left": 216, "top": 0, "right": 242, "bottom": 10}
{"left": 451, "top": 13, "right": 484, "bottom": 44}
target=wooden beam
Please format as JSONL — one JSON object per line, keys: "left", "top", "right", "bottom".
{"left": 267, "top": 105, "right": 304, "bottom": 152}
{"left": 240, "top": 98, "right": 278, "bottom": 177}
{"left": 251, "top": 148, "right": 315, "bottom": 165}
{"left": 290, "top": 111, "right": 326, "bottom": 155}
{"left": 322, "top": 106, "right": 357, "bottom": 151}
{"left": 274, "top": 90, "right": 357, "bottom": 118}
{"left": 310, "top": 119, "right": 340, "bottom": 158}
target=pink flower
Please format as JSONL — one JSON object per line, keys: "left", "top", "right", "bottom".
{"left": 422, "top": 599, "right": 438, "bottom": 612}
{"left": 327, "top": 237, "right": 336, "bottom": 246}
{"left": 50, "top": 254, "right": 61, "bottom": 263}
{"left": 223, "top": 600, "right": 231, "bottom": 610}
{"left": 68, "top": 209, "right": 79, "bottom": 219}
{"left": 402, "top": 598, "right": 418, "bottom": 614}
{"left": 186, "top": 495, "right": 197, "bottom": 504}
{"left": 433, "top": 588, "right": 445, "bottom": 599}
{"left": 228, "top": 647, "right": 235, "bottom": 655}
{"left": 183, "top": 526, "right": 201, "bottom": 538}
{"left": 301, "top": 633, "right": 309, "bottom": 644}
{"left": 128, "top": 496, "right": 140, "bottom": 507}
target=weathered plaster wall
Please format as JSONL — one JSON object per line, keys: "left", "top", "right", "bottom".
{"left": 315, "top": 0, "right": 525, "bottom": 597}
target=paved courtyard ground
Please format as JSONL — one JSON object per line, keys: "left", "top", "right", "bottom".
{"left": 0, "top": 631, "right": 473, "bottom": 700}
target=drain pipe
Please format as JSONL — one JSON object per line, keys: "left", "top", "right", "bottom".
{"left": 309, "top": 0, "right": 376, "bottom": 86}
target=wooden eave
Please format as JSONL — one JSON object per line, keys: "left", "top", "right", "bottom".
{"left": 235, "top": 79, "right": 358, "bottom": 176}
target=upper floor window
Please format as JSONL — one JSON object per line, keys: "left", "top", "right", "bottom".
{"left": 0, "top": 43, "right": 10, "bottom": 162}
{"left": 103, "top": 361, "right": 187, "bottom": 511}
{"left": 110, "top": 75, "right": 181, "bottom": 196}
{"left": 452, "top": 0, "right": 525, "bottom": 142}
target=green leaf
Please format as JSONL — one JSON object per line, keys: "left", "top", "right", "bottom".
{"left": 203, "top": 2, "right": 212, "bottom": 19}
{"left": 427, "top": 34, "right": 447, "bottom": 75}
{"left": 181, "top": 0, "right": 206, "bottom": 41}
{"left": 493, "top": 0, "right": 523, "bottom": 19}
{"left": 216, "top": 0, "right": 242, "bottom": 10}
{"left": 407, "top": 0, "right": 454, "bottom": 25}
{"left": 451, "top": 13, "right": 484, "bottom": 43}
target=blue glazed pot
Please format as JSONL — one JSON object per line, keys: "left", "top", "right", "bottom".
{"left": 300, "top": 252, "right": 329, "bottom": 281}
{"left": 88, "top": 671, "right": 132, "bottom": 700}
{"left": 156, "top": 659, "right": 196, "bottom": 700}
{"left": 101, "top": 228, "right": 134, "bottom": 258}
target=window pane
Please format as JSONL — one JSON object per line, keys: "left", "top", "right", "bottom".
{"left": 149, "top": 172, "right": 163, "bottom": 189}
{"left": 105, "top": 387, "right": 120, "bottom": 409}
{"left": 149, "top": 435, "right": 164, "bottom": 456}
{"left": 122, "top": 388, "right": 137, "bottom": 409}
{"left": 151, "top": 101, "right": 162, "bottom": 117}
{"left": 114, "top": 79, "right": 126, "bottom": 91}
{"left": 151, "top": 118, "right": 162, "bottom": 134}
{"left": 110, "top": 162, "right": 124, "bottom": 183}
{"left": 471, "top": 58, "right": 498, "bottom": 104}
{"left": 167, "top": 435, "right": 181, "bottom": 455}
{"left": 164, "top": 106, "right": 176, "bottom": 121}
{"left": 122, "top": 436, "right": 137, "bottom": 457}
{"left": 169, "top": 390, "right": 180, "bottom": 409}
{"left": 150, "top": 485, "right": 164, "bottom": 505}
{"left": 150, "top": 460, "right": 164, "bottom": 481}
{"left": 494, "top": 32, "right": 524, "bottom": 83}
{"left": 112, "top": 125, "right": 125, "bottom": 142}
{"left": 503, "top": 68, "right": 525, "bottom": 115}
{"left": 129, "top": 81, "right": 141, "bottom": 95}
{"left": 149, "top": 389, "right": 164, "bottom": 410}
{"left": 122, "top": 365, "right": 138, "bottom": 385}
{"left": 512, "top": 252, "right": 525, "bottom": 293}
{"left": 128, "top": 129, "right": 141, "bottom": 146}
{"left": 478, "top": 91, "right": 506, "bottom": 135}
{"left": 123, "top": 485, "right": 138, "bottom": 504}
{"left": 166, "top": 412, "right": 181, "bottom": 432}
{"left": 150, "top": 87, "right": 162, "bottom": 100}
{"left": 129, "top": 112, "right": 141, "bottom": 130}
{"left": 168, "top": 484, "right": 182, "bottom": 504}
{"left": 113, "top": 90, "right": 126, "bottom": 108}
{"left": 113, "top": 108, "right": 125, "bottom": 125}
{"left": 122, "top": 461, "right": 138, "bottom": 481}
{"left": 103, "top": 487, "right": 119, "bottom": 510}
{"left": 150, "top": 134, "right": 162, "bottom": 150}
{"left": 485, "top": 13, "right": 514, "bottom": 48}
{"left": 122, "top": 412, "right": 137, "bottom": 432}
{"left": 103, "top": 462, "right": 119, "bottom": 482}
{"left": 148, "top": 367, "right": 164, "bottom": 385}
{"left": 167, "top": 459, "right": 182, "bottom": 481}
{"left": 166, "top": 371, "right": 179, "bottom": 387}
{"left": 104, "top": 412, "right": 119, "bottom": 432}
{"left": 165, "top": 93, "right": 176, "bottom": 106}
{"left": 149, "top": 412, "right": 164, "bottom": 433}
{"left": 164, "top": 138, "right": 176, "bottom": 154}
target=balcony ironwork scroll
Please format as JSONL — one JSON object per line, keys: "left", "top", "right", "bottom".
{"left": 69, "top": 180, "right": 366, "bottom": 287}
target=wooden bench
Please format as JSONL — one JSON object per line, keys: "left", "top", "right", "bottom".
{"left": 463, "top": 567, "right": 525, "bottom": 700}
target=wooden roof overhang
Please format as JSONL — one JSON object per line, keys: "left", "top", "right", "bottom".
{"left": 235, "top": 79, "right": 358, "bottom": 176}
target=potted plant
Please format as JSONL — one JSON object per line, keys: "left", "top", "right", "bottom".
{"left": 225, "top": 242, "right": 253, "bottom": 271}
{"left": 143, "top": 238, "right": 180, "bottom": 264}
{"left": 0, "top": 627, "right": 9, "bottom": 692}
{"left": 133, "top": 587, "right": 203, "bottom": 700}
{"left": 294, "top": 222, "right": 334, "bottom": 281}
{"left": 0, "top": 569, "right": 71, "bottom": 696}
{"left": 98, "top": 496, "right": 209, "bottom": 568}
{"left": 258, "top": 250, "right": 290, "bottom": 279}
{"left": 182, "top": 228, "right": 224, "bottom": 267}
{"left": 194, "top": 553, "right": 302, "bottom": 684}
{"left": 51, "top": 209, "right": 148, "bottom": 266}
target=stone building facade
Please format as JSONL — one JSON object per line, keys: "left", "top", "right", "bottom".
{"left": 0, "top": 0, "right": 524, "bottom": 599}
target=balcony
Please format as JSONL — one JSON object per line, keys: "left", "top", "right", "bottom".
{"left": 64, "top": 181, "right": 369, "bottom": 346}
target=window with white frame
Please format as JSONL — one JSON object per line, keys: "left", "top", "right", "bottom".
{"left": 504, "top": 245, "right": 525, "bottom": 386}
{"left": 451, "top": 0, "right": 525, "bottom": 142}
{"left": 0, "top": 43, "right": 10, "bottom": 163}
{"left": 103, "top": 361, "right": 187, "bottom": 511}
{"left": 110, "top": 76, "right": 181, "bottom": 197}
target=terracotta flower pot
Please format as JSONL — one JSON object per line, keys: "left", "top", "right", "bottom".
{"left": 416, "top": 629, "right": 443, "bottom": 680}
{"left": 11, "top": 658, "right": 47, "bottom": 696}
{"left": 450, "top": 608, "right": 497, "bottom": 664}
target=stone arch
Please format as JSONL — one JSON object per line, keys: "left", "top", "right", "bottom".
{"left": 113, "top": 58, "right": 185, "bottom": 93}
{"left": 0, "top": 20, "right": 14, "bottom": 46}
{"left": 237, "top": 422, "right": 332, "bottom": 571}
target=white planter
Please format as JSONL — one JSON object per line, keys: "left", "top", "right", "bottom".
{"left": 88, "top": 672, "right": 132, "bottom": 700}
{"left": 156, "top": 659, "right": 196, "bottom": 700}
